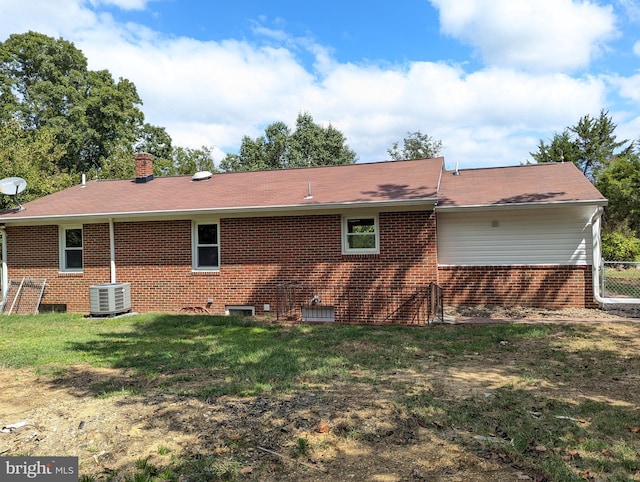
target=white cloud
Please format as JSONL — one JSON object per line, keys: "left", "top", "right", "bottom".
{"left": 428, "top": 0, "right": 616, "bottom": 72}
{"left": 617, "top": 114, "right": 640, "bottom": 144}
{"left": 0, "top": 0, "right": 633, "bottom": 168}
{"left": 609, "top": 73, "right": 640, "bottom": 103}
{"left": 88, "top": 0, "right": 152, "bottom": 10}
{"left": 0, "top": 0, "right": 96, "bottom": 39}
{"left": 310, "top": 62, "right": 605, "bottom": 163}
{"left": 77, "top": 30, "right": 316, "bottom": 146}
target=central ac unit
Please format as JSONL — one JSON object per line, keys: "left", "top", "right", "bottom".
{"left": 89, "top": 283, "right": 131, "bottom": 316}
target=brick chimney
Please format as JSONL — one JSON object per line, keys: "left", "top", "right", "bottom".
{"left": 134, "top": 152, "right": 154, "bottom": 183}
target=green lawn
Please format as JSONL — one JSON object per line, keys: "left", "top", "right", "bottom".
{"left": 1, "top": 313, "right": 639, "bottom": 481}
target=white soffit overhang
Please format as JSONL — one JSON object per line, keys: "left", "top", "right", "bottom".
{"left": 0, "top": 198, "right": 439, "bottom": 225}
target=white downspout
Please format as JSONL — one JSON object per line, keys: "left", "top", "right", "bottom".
{"left": 109, "top": 218, "right": 116, "bottom": 283}
{"left": 1, "top": 225, "right": 7, "bottom": 304}
{"left": 591, "top": 206, "right": 640, "bottom": 304}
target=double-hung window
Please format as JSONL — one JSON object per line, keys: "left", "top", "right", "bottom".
{"left": 60, "top": 226, "right": 83, "bottom": 272}
{"left": 342, "top": 215, "right": 379, "bottom": 254}
{"left": 193, "top": 222, "right": 220, "bottom": 270}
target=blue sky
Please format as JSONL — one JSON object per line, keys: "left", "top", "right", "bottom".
{"left": 1, "top": 0, "right": 639, "bottom": 169}
{"left": 108, "top": 1, "right": 454, "bottom": 66}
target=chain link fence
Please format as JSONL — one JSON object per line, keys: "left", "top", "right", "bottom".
{"left": 601, "top": 262, "right": 640, "bottom": 299}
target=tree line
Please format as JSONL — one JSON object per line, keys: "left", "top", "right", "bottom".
{"left": 1, "top": 31, "right": 638, "bottom": 260}
{"left": 531, "top": 110, "right": 640, "bottom": 260}
{"left": 0, "top": 31, "right": 218, "bottom": 206}
{"left": 0, "top": 32, "right": 433, "bottom": 204}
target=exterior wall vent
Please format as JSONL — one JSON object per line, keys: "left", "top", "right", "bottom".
{"left": 302, "top": 305, "right": 335, "bottom": 322}
{"left": 225, "top": 305, "right": 255, "bottom": 316}
{"left": 89, "top": 283, "right": 131, "bottom": 316}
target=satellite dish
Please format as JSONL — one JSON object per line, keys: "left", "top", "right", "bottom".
{"left": 192, "top": 171, "right": 213, "bottom": 181}
{"left": 0, "top": 177, "right": 27, "bottom": 195}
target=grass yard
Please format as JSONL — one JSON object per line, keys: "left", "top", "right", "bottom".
{"left": 0, "top": 313, "right": 639, "bottom": 481}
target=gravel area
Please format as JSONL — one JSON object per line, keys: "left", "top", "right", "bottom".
{"left": 445, "top": 304, "right": 640, "bottom": 321}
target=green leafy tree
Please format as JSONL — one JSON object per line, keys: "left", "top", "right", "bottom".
{"left": 387, "top": 131, "right": 442, "bottom": 160}
{"left": 596, "top": 153, "right": 640, "bottom": 235}
{"left": 601, "top": 226, "right": 640, "bottom": 261}
{"left": 532, "top": 111, "right": 640, "bottom": 261}
{"left": 531, "top": 110, "right": 632, "bottom": 180}
{"left": 221, "top": 121, "right": 290, "bottom": 172}
{"left": 530, "top": 131, "right": 575, "bottom": 164}
{"left": 0, "top": 31, "right": 145, "bottom": 175}
{"left": 168, "top": 146, "right": 217, "bottom": 176}
{"left": 135, "top": 123, "right": 174, "bottom": 175}
{"left": 288, "top": 112, "right": 357, "bottom": 167}
{"left": 220, "top": 112, "right": 357, "bottom": 172}
{"left": 0, "top": 119, "right": 72, "bottom": 209}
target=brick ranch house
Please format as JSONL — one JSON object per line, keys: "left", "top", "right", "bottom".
{"left": 0, "top": 154, "right": 607, "bottom": 321}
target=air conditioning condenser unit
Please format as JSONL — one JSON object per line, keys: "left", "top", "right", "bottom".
{"left": 89, "top": 283, "right": 131, "bottom": 316}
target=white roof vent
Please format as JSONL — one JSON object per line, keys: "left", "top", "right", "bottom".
{"left": 192, "top": 171, "right": 213, "bottom": 181}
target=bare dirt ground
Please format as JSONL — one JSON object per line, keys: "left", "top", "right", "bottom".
{"left": 1, "top": 306, "right": 638, "bottom": 481}
{"left": 445, "top": 303, "right": 640, "bottom": 323}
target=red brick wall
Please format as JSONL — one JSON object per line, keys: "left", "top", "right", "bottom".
{"left": 437, "top": 265, "right": 596, "bottom": 308}
{"left": 5, "top": 211, "right": 438, "bottom": 316}
{"left": 5, "top": 213, "right": 597, "bottom": 316}
{"left": 134, "top": 152, "right": 154, "bottom": 179}
{"left": 5, "top": 224, "right": 112, "bottom": 312}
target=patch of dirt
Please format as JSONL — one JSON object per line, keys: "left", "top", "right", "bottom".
{"left": 1, "top": 310, "right": 638, "bottom": 481}
{"left": 446, "top": 304, "right": 640, "bottom": 321}
{"left": 0, "top": 368, "right": 536, "bottom": 481}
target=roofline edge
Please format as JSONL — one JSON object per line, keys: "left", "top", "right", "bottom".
{"left": 435, "top": 199, "right": 608, "bottom": 212}
{"left": 0, "top": 198, "right": 439, "bottom": 224}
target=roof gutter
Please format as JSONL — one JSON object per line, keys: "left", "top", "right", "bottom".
{"left": 109, "top": 218, "right": 116, "bottom": 284}
{"left": 0, "top": 198, "right": 439, "bottom": 225}
{"left": 1, "top": 224, "right": 6, "bottom": 309}
{"left": 435, "top": 199, "right": 608, "bottom": 212}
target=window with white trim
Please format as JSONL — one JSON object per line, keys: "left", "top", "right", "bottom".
{"left": 193, "top": 222, "right": 220, "bottom": 270}
{"left": 342, "top": 215, "right": 379, "bottom": 254}
{"left": 60, "top": 226, "right": 83, "bottom": 272}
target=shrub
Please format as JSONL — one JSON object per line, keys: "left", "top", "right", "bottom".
{"left": 602, "top": 228, "right": 640, "bottom": 261}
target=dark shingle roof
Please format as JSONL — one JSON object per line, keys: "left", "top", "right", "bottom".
{"left": 437, "top": 162, "right": 606, "bottom": 208}
{"left": 0, "top": 158, "right": 443, "bottom": 221}
{"left": 0, "top": 158, "right": 607, "bottom": 223}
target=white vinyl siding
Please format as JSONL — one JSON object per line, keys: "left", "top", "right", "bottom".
{"left": 437, "top": 207, "right": 595, "bottom": 266}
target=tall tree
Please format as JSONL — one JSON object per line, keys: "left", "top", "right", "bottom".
{"left": 596, "top": 152, "right": 640, "bottom": 234}
{"left": 288, "top": 112, "right": 357, "bottom": 167}
{"left": 135, "top": 123, "right": 174, "bottom": 175}
{"left": 0, "top": 119, "right": 72, "bottom": 209}
{"left": 220, "top": 112, "right": 357, "bottom": 172}
{"left": 167, "top": 146, "right": 217, "bottom": 176}
{"left": 531, "top": 110, "right": 632, "bottom": 180}
{"left": 387, "top": 131, "right": 442, "bottom": 160}
{"left": 0, "top": 31, "right": 145, "bottom": 175}
{"left": 532, "top": 111, "right": 640, "bottom": 260}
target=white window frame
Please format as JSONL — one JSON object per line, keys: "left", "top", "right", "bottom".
{"left": 59, "top": 225, "right": 83, "bottom": 273}
{"left": 342, "top": 214, "right": 380, "bottom": 254}
{"left": 192, "top": 221, "right": 220, "bottom": 271}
